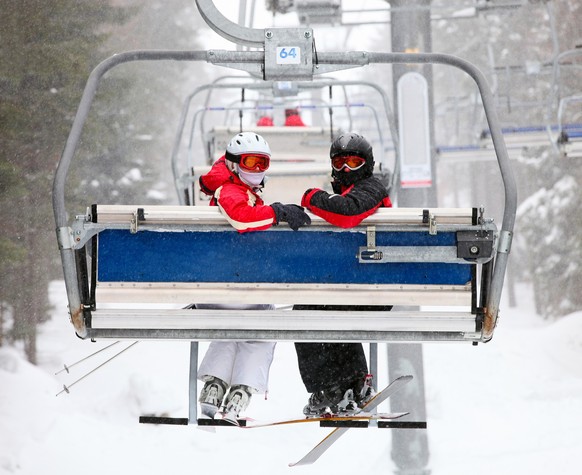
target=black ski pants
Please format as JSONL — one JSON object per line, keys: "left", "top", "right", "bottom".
{"left": 293, "top": 305, "right": 392, "bottom": 393}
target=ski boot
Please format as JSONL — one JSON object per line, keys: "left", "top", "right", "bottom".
{"left": 336, "top": 388, "right": 358, "bottom": 413}
{"left": 222, "top": 384, "right": 255, "bottom": 424}
{"left": 357, "top": 373, "right": 376, "bottom": 406}
{"left": 303, "top": 390, "right": 337, "bottom": 418}
{"left": 337, "top": 374, "right": 376, "bottom": 415}
{"left": 198, "top": 376, "right": 228, "bottom": 419}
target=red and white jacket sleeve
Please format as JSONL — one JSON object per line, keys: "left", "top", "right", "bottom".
{"left": 215, "top": 182, "right": 277, "bottom": 233}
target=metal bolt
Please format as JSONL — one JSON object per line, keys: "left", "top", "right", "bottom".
{"left": 304, "top": 31, "right": 312, "bottom": 38}
{"left": 265, "top": 31, "right": 273, "bottom": 39}
{"left": 470, "top": 246, "right": 479, "bottom": 254}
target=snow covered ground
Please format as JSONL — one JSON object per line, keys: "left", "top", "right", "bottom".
{"left": 1, "top": 280, "right": 582, "bottom": 474}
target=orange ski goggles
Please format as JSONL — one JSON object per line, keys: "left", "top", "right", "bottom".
{"left": 331, "top": 154, "right": 366, "bottom": 171}
{"left": 238, "top": 153, "right": 271, "bottom": 172}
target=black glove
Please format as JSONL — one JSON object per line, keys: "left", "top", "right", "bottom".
{"left": 271, "top": 202, "right": 311, "bottom": 231}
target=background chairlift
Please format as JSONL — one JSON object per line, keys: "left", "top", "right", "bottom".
{"left": 556, "top": 120, "right": 582, "bottom": 159}
{"left": 437, "top": 121, "right": 582, "bottom": 164}
{"left": 434, "top": 15, "right": 582, "bottom": 165}
{"left": 52, "top": 0, "right": 517, "bottom": 424}
{"left": 169, "top": 78, "right": 398, "bottom": 205}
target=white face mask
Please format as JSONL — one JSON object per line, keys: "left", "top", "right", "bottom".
{"left": 237, "top": 167, "right": 266, "bottom": 187}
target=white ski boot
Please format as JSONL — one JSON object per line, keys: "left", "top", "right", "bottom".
{"left": 198, "top": 376, "right": 228, "bottom": 419}
{"left": 222, "top": 385, "right": 255, "bottom": 424}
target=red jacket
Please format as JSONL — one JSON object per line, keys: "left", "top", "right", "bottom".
{"left": 284, "top": 114, "right": 306, "bottom": 126}
{"left": 256, "top": 116, "right": 274, "bottom": 126}
{"left": 199, "top": 156, "right": 276, "bottom": 233}
{"left": 301, "top": 176, "right": 392, "bottom": 228}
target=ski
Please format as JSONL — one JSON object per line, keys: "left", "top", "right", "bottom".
{"left": 241, "top": 411, "right": 409, "bottom": 429}
{"left": 289, "top": 374, "right": 413, "bottom": 467}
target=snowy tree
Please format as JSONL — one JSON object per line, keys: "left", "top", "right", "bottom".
{"left": 514, "top": 150, "right": 582, "bottom": 318}
{"left": 0, "top": 0, "right": 208, "bottom": 361}
{"left": 0, "top": 0, "right": 131, "bottom": 361}
{"left": 430, "top": 0, "right": 582, "bottom": 318}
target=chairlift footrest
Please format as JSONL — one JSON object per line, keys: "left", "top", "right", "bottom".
{"left": 319, "top": 420, "right": 369, "bottom": 428}
{"left": 377, "top": 420, "right": 427, "bottom": 429}
{"left": 197, "top": 418, "right": 247, "bottom": 427}
{"left": 139, "top": 416, "right": 189, "bottom": 425}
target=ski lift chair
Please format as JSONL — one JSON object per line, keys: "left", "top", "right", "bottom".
{"left": 53, "top": 55, "right": 515, "bottom": 346}
{"left": 52, "top": 1, "right": 516, "bottom": 424}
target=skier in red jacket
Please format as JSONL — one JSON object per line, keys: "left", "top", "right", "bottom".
{"left": 295, "top": 132, "right": 392, "bottom": 416}
{"left": 199, "top": 131, "right": 310, "bottom": 233}
{"left": 256, "top": 115, "right": 274, "bottom": 126}
{"left": 284, "top": 108, "right": 306, "bottom": 126}
{"left": 197, "top": 132, "right": 311, "bottom": 422}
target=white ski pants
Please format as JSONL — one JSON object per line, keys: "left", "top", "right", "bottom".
{"left": 196, "top": 304, "right": 276, "bottom": 393}
{"left": 198, "top": 340, "right": 276, "bottom": 393}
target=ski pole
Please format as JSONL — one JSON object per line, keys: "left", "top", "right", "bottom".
{"left": 54, "top": 341, "right": 120, "bottom": 375}
{"left": 56, "top": 341, "right": 138, "bottom": 396}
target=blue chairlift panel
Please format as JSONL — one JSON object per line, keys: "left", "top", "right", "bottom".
{"left": 97, "top": 229, "right": 472, "bottom": 286}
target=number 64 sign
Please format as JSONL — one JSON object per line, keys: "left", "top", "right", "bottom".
{"left": 276, "top": 47, "right": 301, "bottom": 65}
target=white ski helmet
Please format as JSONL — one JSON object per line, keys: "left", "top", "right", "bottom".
{"left": 225, "top": 132, "right": 271, "bottom": 163}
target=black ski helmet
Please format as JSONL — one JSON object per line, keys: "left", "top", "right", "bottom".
{"left": 330, "top": 133, "right": 375, "bottom": 186}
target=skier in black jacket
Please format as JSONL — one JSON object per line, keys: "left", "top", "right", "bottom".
{"left": 295, "top": 132, "right": 393, "bottom": 416}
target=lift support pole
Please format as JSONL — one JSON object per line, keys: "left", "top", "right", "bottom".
{"left": 389, "top": 1, "right": 433, "bottom": 473}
